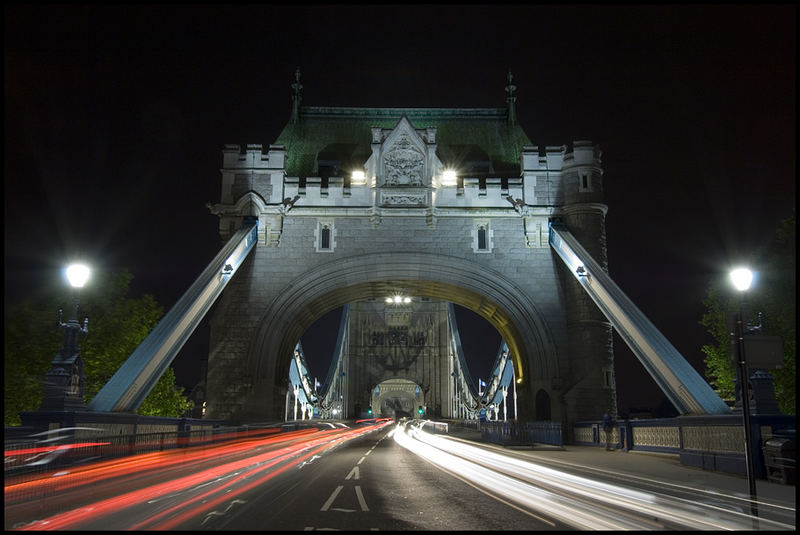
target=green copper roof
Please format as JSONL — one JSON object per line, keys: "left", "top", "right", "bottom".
{"left": 274, "top": 106, "right": 533, "bottom": 178}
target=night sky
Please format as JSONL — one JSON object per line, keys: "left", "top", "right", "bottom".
{"left": 4, "top": 5, "right": 795, "bottom": 415}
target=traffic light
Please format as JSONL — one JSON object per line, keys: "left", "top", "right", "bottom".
{"left": 367, "top": 406, "right": 372, "bottom": 415}
{"left": 417, "top": 406, "right": 423, "bottom": 415}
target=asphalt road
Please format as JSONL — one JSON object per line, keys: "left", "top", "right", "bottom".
{"left": 194, "top": 425, "right": 550, "bottom": 531}
{"left": 6, "top": 421, "right": 794, "bottom": 531}
{"left": 6, "top": 423, "right": 551, "bottom": 531}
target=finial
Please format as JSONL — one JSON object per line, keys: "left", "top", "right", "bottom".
{"left": 505, "top": 70, "right": 517, "bottom": 126}
{"left": 293, "top": 67, "right": 302, "bottom": 92}
{"left": 290, "top": 67, "right": 303, "bottom": 124}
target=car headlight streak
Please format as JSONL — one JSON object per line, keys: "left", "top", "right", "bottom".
{"left": 394, "top": 423, "right": 787, "bottom": 530}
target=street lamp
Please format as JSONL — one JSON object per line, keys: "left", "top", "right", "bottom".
{"left": 40, "top": 263, "right": 90, "bottom": 411}
{"left": 730, "top": 266, "right": 758, "bottom": 520}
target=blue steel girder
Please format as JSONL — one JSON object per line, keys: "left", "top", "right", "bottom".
{"left": 88, "top": 222, "right": 258, "bottom": 413}
{"left": 548, "top": 222, "right": 730, "bottom": 415}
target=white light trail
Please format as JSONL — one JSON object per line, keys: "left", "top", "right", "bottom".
{"left": 394, "top": 422, "right": 793, "bottom": 531}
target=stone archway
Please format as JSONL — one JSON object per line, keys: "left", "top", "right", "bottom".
{"left": 371, "top": 379, "right": 424, "bottom": 419}
{"left": 229, "top": 251, "right": 561, "bottom": 423}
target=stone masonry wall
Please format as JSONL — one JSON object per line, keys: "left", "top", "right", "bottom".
{"left": 205, "top": 213, "right": 572, "bottom": 423}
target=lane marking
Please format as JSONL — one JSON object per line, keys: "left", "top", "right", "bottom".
{"left": 345, "top": 466, "right": 360, "bottom": 480}
{"left": 355, "top": 485, "right": 370, "bottom": 511}
{"left": 357, "top": 456, "right": 366, "bottom": 465}
{"left": 320, "top": 485, "right": 343, "bottom": 511}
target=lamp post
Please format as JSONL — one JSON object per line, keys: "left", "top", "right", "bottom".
{"left": 730, "top": 267, "right": 758, "bottom": 521}
{"left": 40, "top": 263, "right": 90, "bottom": 411}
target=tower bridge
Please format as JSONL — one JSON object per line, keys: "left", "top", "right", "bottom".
{"left": 88, "top": 71, "right": 730, "bottom": 432}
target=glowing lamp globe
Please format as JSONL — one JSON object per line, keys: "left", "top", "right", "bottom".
{"left": 730, "top": 268, "right": 753, "bottom": 292}
{"left": 66, "top": 264, "right": 91, "bottom": 288}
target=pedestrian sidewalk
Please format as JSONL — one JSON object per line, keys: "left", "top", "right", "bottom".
{"left": 445, "top": 428, "right": 796, "bottom": 507}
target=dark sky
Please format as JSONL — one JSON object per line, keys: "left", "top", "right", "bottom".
{"left": 4, "top": 5, "right": 795, "bottom": 415}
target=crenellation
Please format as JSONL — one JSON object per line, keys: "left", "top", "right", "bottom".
{"left": 545, "top": 145, "right": 567, "bottom": 169}
{"left": 570, "top": 140, "right": 596, "bottom": 164}
{"left": 221, "top": 144, "right": 277, "bottom": 169}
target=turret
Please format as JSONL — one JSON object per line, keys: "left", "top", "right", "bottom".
{"left": 559, "top": 140, "right": 617, "bottom": 422}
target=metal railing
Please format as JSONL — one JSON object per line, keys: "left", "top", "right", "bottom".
{"left": 573, "top": 414, "right": 796, "bottom": 481}
{"left": 479, "top": 421, "right": 563, "bottom": 447}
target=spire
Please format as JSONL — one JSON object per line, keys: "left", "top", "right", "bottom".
{"left": 290, "top": 67, "right": 303, "bottom": 124}
{"left": 505, "top": 70, "right": 517, "bottom": 126}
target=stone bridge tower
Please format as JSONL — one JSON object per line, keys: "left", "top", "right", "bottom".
{"left": 346, "top": 298, "right": 453, "bottom": 419}
{"left": 204, "top": 71, "right": 616, "bottom": 428}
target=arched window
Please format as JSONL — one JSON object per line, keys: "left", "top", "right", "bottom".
{"left": 321, "top": 225, "right": 331, "bottom": 250}
{"left": 315, "top": 220, "right": 335, "bottom": 252}
{"left": 472, "top": 220, "right": 493, "bottom": 253}
{"left": 478, "top": 226, "right": 487, "bottom": 250}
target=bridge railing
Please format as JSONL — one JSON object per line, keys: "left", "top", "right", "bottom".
{"left": 477, "top": 421, "right": 563, "bottom": 447}
{"left": 573, "top": 414, "right": 796, "bottom": 480}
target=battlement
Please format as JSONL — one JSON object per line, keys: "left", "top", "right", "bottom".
{"left": 282, "top": 175, "right": 526, "bottom": 208}
{"left": 222, "top": 144, "right": 285, "bottom": 169}
{"left": 217, "top": 139, "right": 600, "bottom": 211}
{"left": 562, "top": 140, "right": 603, "bottom": 165}
{"left": 520, "top": 142, "right": 601, "bottom": 171}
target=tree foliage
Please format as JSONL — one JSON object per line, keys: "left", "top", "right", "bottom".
{"left": 4, "top": 270, "right": 193, "bottom": 426}
{"left": 700, "top": 212, "right": 796, "bottom": 414}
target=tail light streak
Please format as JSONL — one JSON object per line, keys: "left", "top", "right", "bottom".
{"left": 9, "top": 422, "right": 392, "bottom": 531}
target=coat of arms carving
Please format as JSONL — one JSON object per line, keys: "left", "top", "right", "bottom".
{"left": 383, "top": 133, "right": 424, "bottom": 186}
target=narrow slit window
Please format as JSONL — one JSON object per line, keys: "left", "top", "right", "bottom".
{"left": 316, "top": 220, "right": 335, "bottom": 252}
{"left": 321, "top": 225, "right": 331, "bottom": 250}
{"left": 603, "top": 369, "right": 614, "bottom": 388}
{"left": 473, "top": 221, "right": 492, "bottom": 253}
{"left": 478, "top": 226, "right": 487, "bottom": 250}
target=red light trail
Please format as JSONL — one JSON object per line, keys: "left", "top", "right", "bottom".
{"left": 7, "top": 422, "right": 392, "bottom": 530}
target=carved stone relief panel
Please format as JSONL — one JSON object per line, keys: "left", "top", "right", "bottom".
{"left": 383, "top": 131, "right": 425, "bottom": 186}
{"left": 379, "top": 191, "right": 427, "bottom": 207}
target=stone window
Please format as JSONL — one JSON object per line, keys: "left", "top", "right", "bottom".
{"left": 472, "top": 220, "right": 493, "bottom": 253}
{"left": 603, "top": 367, "right": 615, "bottom": 389}
{"left": 321, "top": 226, "right": 331, "bottom": 249}
{"left": 579, "top": 171, "right": 591, "bottom": 192}
{"left": 315, "top": 220, "right": 336, "bottom": 252}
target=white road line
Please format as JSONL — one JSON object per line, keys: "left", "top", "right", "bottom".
{"left": 346, "top": 466, "right": 360, "bottom": 480}
{"left": 320, "top": 485, "right": 343, "bottom": 511}
{"left": 355, "top": 485, "right": 370, "bottom": 511}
